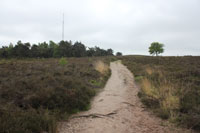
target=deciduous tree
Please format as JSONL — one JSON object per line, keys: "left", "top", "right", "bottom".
{"left": 149, "top": 42, "right": 164, "bottom": 56}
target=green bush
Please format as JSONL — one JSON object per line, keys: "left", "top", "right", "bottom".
{"left": 59, "top": 57, "right": 68, "bottom": 66}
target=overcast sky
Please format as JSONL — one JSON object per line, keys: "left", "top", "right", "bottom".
{"left": 0, "top": 0, "right": 200, "bottom": 55}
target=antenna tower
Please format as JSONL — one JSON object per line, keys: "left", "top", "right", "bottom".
{"left": 62, "top": 13, "right": 64, "bottom": 40}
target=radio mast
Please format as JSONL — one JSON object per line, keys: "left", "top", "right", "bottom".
{"left": 62, "top": 13, "right": 64, "bottom": 41}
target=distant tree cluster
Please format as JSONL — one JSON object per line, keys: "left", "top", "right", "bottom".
{"left": 0, "top": 40, "right": 119, "bottom": 58}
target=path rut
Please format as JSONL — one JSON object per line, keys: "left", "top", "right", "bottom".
{"left": 58, "top": 61, "right": 192, "bottom": 133}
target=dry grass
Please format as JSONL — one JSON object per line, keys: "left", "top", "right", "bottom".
{"left": 141, "top": 78, "right": 158, "bottom": 99}
{"left": 120, "top": 55, "right": 200, "bottom": 130}
{"left": 161, "top": 86, "right": 180, "bottom": 109}
{"left": 141, "top": 67, "right": 180, "bottom": 120}
{"left": 145, "top": 67, "right": 153, "bottom": 75}
{"left": 141, "top": 77, "right": 180, "bottom": 118}
{"left": 94, "top": 60, "right": 109, "bottom": 75}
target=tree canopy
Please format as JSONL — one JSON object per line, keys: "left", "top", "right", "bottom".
{"left": 116, "top": 52, "right": 122, "bottom": 56}
{"left": 0, "top": 40, "right": 119, "bottom": 58}
{"left": 149, "top": 42, "right": 164, "bottom": 56}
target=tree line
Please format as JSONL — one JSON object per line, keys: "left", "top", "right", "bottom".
{"left": 0, "top": 40, "right": 121, "bottom": 58}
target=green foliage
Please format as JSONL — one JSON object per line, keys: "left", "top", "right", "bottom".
{"left": 149, "top": 42, "right": 164, "bottom": 56}
{"left": 116, "top": 52, "right": 123, "bottom": 56}
{"left": 0, "top": 40, "right": 117, "bottom": 58}
{"left": 0, "top": 57, "right": 111, "bottom": 133}
{"left": 87, "top": 46, "right": 114, "bottom": 57}
{"left": 56, "top": 40, "right": 72, "bottom": 57}
{"left": 90, "top": 80, "right": 102, "bottom": 87}
{"left": 72, "top": 42, "right": 86, "bottom": 57}
{"left": 59, "top": 57, "right": 68, "bottom": 66}
{"left": 121, "top": 55, "right": 200, "bottom": 130}
{"left": 134, "top": 76, "right": 143, "bottom": 82}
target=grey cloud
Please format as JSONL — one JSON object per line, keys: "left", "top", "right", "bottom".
{"left": 0, "top": 0, "right": 200, "bottom": 55}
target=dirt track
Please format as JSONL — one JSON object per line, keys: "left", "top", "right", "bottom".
{"left": 58, "top": 61, "right": 192, "bottom": 133}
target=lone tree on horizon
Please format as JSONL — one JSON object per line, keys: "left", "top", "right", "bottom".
{"left": 116, "top": 52, "right": 122, "bottom": 56}
{"left": 149, "top": 42, "right": 164, "bottom": 56}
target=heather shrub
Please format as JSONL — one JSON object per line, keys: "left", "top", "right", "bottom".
{"left": 121, "top": 56, "right": 200, "bottom": 130}
{"left": 0, "top": 57, "right": 111, "bottom": 133}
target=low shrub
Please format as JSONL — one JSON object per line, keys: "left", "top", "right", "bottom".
{"left": 0, "top": 57, "right": 111, "bottom": 133}
{"left": 121, "top": 56, "right": 200, "bottom": 130}
{"left": 59, "top": 57, "right": 68, "bottom": 66}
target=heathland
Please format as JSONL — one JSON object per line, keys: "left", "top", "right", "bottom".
{"left": 0, "top": 54, "right": 199, "bottom": 133}
{"left": 120, "top": 55, "right": 200, "bottom": 130}
{"left": 0, "top": 57, "right": 113, "bottom": 133}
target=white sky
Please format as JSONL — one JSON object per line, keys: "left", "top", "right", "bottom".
{"left": 0, "top": 0, "right": 200, "bottom": 55}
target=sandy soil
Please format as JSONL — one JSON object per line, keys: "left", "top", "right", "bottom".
{"left": 58, "top": 61, "right": 193, "bottom": 133}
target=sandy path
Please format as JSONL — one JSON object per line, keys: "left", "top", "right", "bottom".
{"left": 58, "top": 61, "right": 192, "bottom": 133}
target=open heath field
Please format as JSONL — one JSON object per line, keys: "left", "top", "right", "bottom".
{"left": 120, "top": 56, "right": 200, "bottom": 130}
{"left": 0, "top": 57, "right": 113, "bottom": 133}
